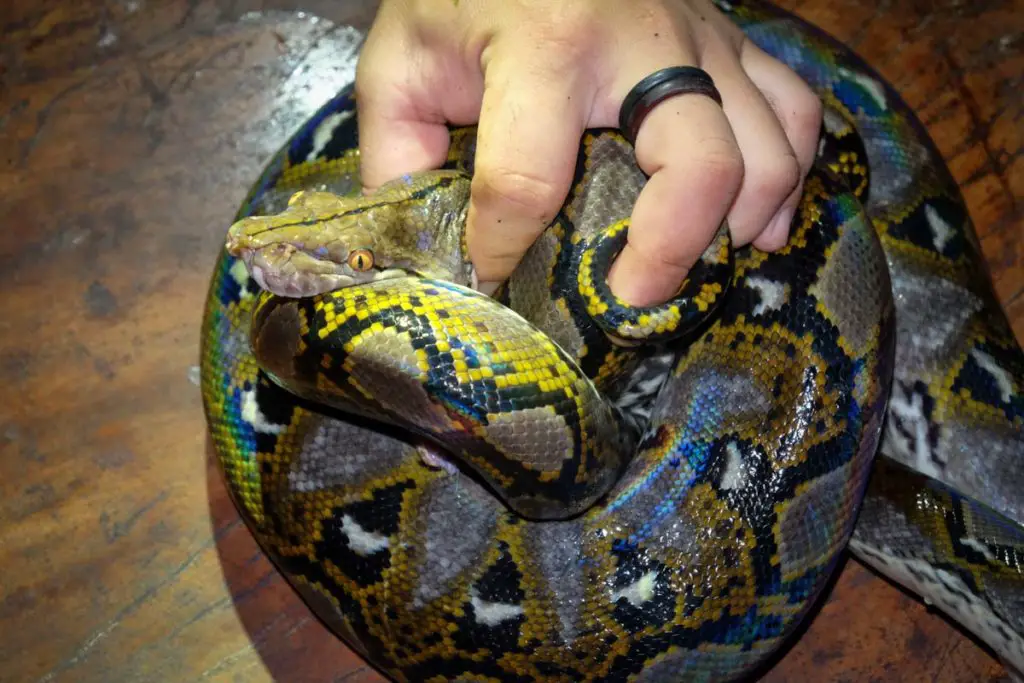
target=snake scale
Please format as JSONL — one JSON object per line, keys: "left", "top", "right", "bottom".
{"left": 199, "top": 0, "right": 1024, "bottom": 680}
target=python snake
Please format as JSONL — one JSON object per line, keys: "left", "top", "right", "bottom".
{"left": 199, "top": 0, "right": 1024, "bottom": 680}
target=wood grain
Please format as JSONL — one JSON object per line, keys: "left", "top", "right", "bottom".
{"left": 0, "top": 0, "right": 1020, "bottom": 681}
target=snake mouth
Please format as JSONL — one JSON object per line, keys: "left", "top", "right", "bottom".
{"left": 248, "top": 261, "right": 353, "bottom": 298}
{"left": 234, "top": 243, "right": 413, "bottom": 298}
{"left": 242, "top": 245, "right": 349, "bottom": 298}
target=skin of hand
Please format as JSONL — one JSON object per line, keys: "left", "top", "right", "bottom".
{"left": 354, "top": 0, "right": 823, "bottom": 306}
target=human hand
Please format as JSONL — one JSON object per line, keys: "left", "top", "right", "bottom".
{"left": 354, "top": 0, "right": 822, "bottom": 305}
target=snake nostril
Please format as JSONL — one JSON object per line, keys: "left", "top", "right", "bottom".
{"left": 224, "top": 233, "right": 242, "bottom": 256}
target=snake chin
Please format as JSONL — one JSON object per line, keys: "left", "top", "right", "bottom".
{"left": 372, "top": 268, "right": 410, "bottom": 282}
{"left": 249, "top": 262, "right": 355, "bottom": 298}
{"left": 232, "top": 242, "right": 359, "bottom": 298}
{"left": 248, "top": 258, "right": 434, "bottom": 298}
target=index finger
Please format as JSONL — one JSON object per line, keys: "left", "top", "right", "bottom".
{"left": 355, "top": 19, "right": 473, "bottom": 192}
{"left": 466, "top": 54, "right": 591, "bottom": 289}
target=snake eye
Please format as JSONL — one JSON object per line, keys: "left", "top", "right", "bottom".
{"left": 347, "top": 248, "right": 374, "bottom": 272}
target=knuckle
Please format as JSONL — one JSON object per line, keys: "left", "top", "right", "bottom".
{"left": 752, "top": 151, "right": 802, "bottom": 200}
{"left": 524, "top": 6, "right": 600, "bottom": 65}
{"left": 539, "top": 4, "right": 593, "bottom": 40}
{"left": 694, "top": 139, "right": 745, "bottom": 192}
{"left": 472, "top": 167, "right": 566, "bottom": 223}
{"left": 717, "top": 19, "right": 747, "bottom": 50}
{"left": 531, "top": 29, "right": 592, "bottom": 68}
{"left": 787, "top": 87, "right": 824, "bottom": 138}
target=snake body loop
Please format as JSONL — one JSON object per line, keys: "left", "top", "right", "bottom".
{"left": 201, "top": 1, "right": 1024, "bottom": 680}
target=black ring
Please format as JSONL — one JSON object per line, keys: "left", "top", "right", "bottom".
{"left": 618, "top": 66, "right": 722, "bottom": 146}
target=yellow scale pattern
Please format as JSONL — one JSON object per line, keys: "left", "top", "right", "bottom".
{"left": 315, "top": 285, "right": 579, "bottom": 399}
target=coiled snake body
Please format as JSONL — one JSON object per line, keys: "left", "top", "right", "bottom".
{"left": 200, "top": 0, "right": 1024, "bottom": 680}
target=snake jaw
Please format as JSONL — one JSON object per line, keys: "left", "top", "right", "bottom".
{"left": 372, "top": 268, "right": 411, "bottom": 282}
{"left": 249, "top": 261, "right": 356, "bottom": 298}
{"left": 225, "top": 217, "right": 420, "bottom": 297}
{"left": 240, "top": 243, "right": 415, "bottom": 298}
{"left": 235, "top": 242, "right": 358, "bottom": 298}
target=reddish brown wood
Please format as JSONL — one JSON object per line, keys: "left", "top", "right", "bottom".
{"left": 0, "top": 0, "right": 1020, "bottom": 681}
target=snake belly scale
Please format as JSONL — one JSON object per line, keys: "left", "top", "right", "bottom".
{"left": 200, "top": 0, "right": 1024, "bottom": 681}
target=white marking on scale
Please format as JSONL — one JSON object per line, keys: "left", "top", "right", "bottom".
{"left": 721, "top": 442, "right": 748, "bottom": 491}
{"left": 885, "top": 388, "right": 942, "bottom": 478}
{"left": 306, "top": 110, "right": 354, "bottom": 161}
{"left": 925, "top": 203, "right": 954, "bottom": 252}
{"left": 612, "top": 571, "right": 659, "bottom": 607}
{"left": 341, "top": 514, "right": 390, "bottom": 555}
{"left": 840, "top": 67, "right": 888, "bottom": 110}
{"left": 746, "top": 276, "right": 787, "bottom": 315}
{"left": 971, "top": 349, "right": 1015, "bottom": 403}
{"left": 960, "top": 537, "right": 997, "bottom": 562}
{"left": 241, "top": 387, "right": 285, "bottom": 434}
{"left": 470, "top": 591, "right": 525, "bottom": 626}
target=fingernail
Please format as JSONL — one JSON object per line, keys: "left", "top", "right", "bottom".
{"left": 766, "top": 206, "right": 795, "bottom": 246}
{"left": 470, "top": 268, "right": 501, "bottom": 297}
{"left": 477, "top": 281, "right": 501, "bottom": 296}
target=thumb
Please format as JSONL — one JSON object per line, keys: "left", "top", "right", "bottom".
{"left": 355, "top": 18, "right": 475, "bottom": 192}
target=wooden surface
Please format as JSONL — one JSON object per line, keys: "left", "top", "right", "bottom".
{"left": 0, "top": 0, "right": 1020, "bottom": 681}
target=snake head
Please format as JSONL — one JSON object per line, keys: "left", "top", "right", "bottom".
{"left": 226, "top": 173, "right": 474, "bottom": 298}
{"left": 225, "top": 190, "right": 409, "bottom": 298}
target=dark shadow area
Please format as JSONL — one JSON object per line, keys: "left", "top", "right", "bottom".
{"left": 205, "top": 435, "right": 386, "bottom": 683}
{"left": 744, "top": 551, "right": 852, "bottom": 682}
